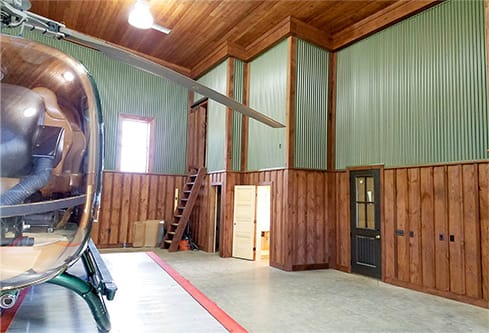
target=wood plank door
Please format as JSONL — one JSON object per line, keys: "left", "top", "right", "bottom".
{"left": 350, "top": 169, "right": 381, "bottom": 279}
{"left": 186, "top": 102, "right": 207, "bottom": 171}
{"left": 232, "top": 185, "right": 256, "bottom": 260}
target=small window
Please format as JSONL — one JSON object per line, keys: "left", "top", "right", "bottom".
{"left": 117, "top": 114, "right": 154, "bottom": 173}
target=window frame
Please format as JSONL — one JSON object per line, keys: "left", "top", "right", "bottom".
{"left": 116, "top": 114, "right": 155, "bottom": 173}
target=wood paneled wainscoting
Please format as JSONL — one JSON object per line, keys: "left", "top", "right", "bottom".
{"left": 281, "top": 169, "right": 336, "bottom": 271}
{"left": 188, "top": 169, "right": 337, "bottom": 271}
{"left": 336, "top": 161, "right": 489, "bottom": 308}
{"left": 93, "top": 163, "right": 488, "bottom": 307}
{"left": 91, "top": 171, "right": 186, "bottom": 247}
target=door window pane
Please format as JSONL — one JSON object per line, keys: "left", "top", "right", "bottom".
{"left": 366, "top": 177, "right": 374, "bottom": 202}
{"left": 356, "top": 177, "right": 365, "bottom": 201}
{"left": 357, "top": 203, "right": 366, "bottom": 228}
{"left": 367, "top": 203, "right": 375, "bottom": 229}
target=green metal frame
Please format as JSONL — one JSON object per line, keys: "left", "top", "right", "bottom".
{"left": 46, "top": 241, "right": 116, "bottom": 332}
{"left": 47, "top": 254, "right": 110, "bottom": 332}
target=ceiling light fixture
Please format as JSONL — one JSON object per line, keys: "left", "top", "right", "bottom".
{"left": 128, "top": 0, "right": 154, "bottom": 29}
{"left": 128, "top": 0, "right": 171, "bottom": 34}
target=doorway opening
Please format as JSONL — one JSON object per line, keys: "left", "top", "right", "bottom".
{"left": 256, "top": 185, "right": 271, "bottom": 262}
{"left": 350, "top": 169, "right": 381, "bottom": 279}
{"left": 186, "top": 99, "right": 207, "bottom": 172}
{"left": 212, "top": 185, "right": 222, "bottom": 253}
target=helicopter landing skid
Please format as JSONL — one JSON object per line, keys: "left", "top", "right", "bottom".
{"left": 47, "top": 240, "right": 117, "bottom": 332}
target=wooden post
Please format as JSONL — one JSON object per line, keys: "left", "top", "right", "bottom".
{"left": 327, "top": 52, "right": 337, "bottom": 171}
{"left": 240, "top": 63, "right": 250, "bottom": 172}
{"left": 225, "top": 58, "right": 235, "bottom": 171}
{"left": 286, "top": 36, "right": 297, "bottom": 168}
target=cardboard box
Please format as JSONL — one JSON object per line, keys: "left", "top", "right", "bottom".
{"left": 133, "top": 221, "right": 145, "bottom": 248}
{"left": 143, "top": 220, "right": 163, "bottom": 247}
{"left": 132, "top": 220, "right": 164, "bottom": 248}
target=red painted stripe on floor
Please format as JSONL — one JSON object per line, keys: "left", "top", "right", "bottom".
{"left": 146, "top": 252, "right": 247, "bottom": 333}
{"left": 1, "top": 288, "right": 29, "bottom": 333}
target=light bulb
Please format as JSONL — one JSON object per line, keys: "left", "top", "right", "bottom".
{"left": 128, "top": 1, "right": 154, "bottom": 29}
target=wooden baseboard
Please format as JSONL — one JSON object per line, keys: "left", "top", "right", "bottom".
{"left": 335, "top": 265, "right": 351, "bottom": 273}
{"left": 270, "top": 261, "right": 292, "bottom": 271}
{"left": 292, "top": 263, "right": 329, "bottom": 271}
{"left": 384, "top": 278, "right": 489, "bottom": 309}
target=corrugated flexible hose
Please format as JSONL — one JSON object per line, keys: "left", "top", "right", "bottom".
{"left": 0, "top": 157, "right": 53, "bottom": 205}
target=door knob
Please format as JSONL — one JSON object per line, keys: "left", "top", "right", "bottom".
{"left": 375, "top": 234, "right": 381, "bottom": 239}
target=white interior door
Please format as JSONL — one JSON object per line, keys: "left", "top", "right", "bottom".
{"left": 232, "top": 185, "right": 256, "bottom": 260}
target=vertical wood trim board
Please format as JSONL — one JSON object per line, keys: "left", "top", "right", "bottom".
{"left": 420, "top": 167, "right": 435, "bottom": 289}
{"left": 225, "top": 58, "right": 235, "bottom": 171}
{"left": 335, "top": 171, "right": 350, "bottom": 271}
{"left": 286, "top": 37, "right": 297, "bottom": 168}
{"left": 241, "top": 63, "right": 250, "bottom": 172}
{"left": 479, "top": 163, "right": 489, "bottom": 301}
{"left": 327, "top": 52, "right": 337, "bottom": 171}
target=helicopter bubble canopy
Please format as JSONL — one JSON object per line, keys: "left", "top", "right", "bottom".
{"left": 0, "top": 34, "right": 103, "bottom": 291}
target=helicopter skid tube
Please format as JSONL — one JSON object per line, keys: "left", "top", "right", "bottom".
{"left": 47, "top": 271, "right": 111, "bottom": 332}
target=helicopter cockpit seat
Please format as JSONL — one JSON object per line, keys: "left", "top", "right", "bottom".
{"left": 32, "top": 87, "right": 87, "bottom": 195}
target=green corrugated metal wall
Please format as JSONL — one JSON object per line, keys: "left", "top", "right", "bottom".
{"left": 295, "top": 39, "right": 329, "bottom": 169}
{"left": 196, "top": 61, "right": 227, "bottom": 172}
{"left": 336, "top": 0, "right": 488, "bottom": 169}
{"left": 232, "top": 59, "right": 245, "bottom": 171}
{"left": 248, "top": 40, "right": 288, "bottom": 170}
{"left": 1, "top": 29, "right": 188, "bottom": 174}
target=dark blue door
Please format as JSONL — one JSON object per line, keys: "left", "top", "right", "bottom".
{"left": 350, "top": 169, "right": 381, "bottom": 279}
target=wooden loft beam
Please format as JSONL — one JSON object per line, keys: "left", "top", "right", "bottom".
{"left": 117, "top": 44, "right": 192, "bottom": 77}
{"left": 331, "top": 0, "right": 441, "bottom": 50}
{"left": 191, "top": 42, "right": 246, "bottom": 79}
{"left": 244, "top": 16, "right": 293, "bottom": 62}
{"left": 289, "top": 17, "right": 333, "bottom": 51}
{"left": 244, "top": 16, "right": 334, "bottom": 61}
{"left": 191, "top": 17, "right": 292, "bottom": 78}
{"left": 191, "top": 16, "right": 332, "bottom": 78}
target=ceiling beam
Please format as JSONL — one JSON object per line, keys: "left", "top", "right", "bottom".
{"left": 331, "top": 0, "right": 441, "bottom": 50}
{"left": 289, "top": 17, "right": 333, "bottom": 51}
{"left": 111, "top": 42, "right": 192, "bottom": 77}
{"left": 192, "top": 16, "right": 331, "bottom": 78}
{"left": 190, "top": 1, "right": 441, "bottom": 78}
{"left": 191, "top": 41, "right": 246, "bottom": 78}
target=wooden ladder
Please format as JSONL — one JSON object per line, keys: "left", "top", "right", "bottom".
{"left": 161, "top": 167, "right": 206, "bottom": 252}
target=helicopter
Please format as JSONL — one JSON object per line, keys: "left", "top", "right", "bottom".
{"left": 0, "top": 0, "right": 283, "bottom": 331}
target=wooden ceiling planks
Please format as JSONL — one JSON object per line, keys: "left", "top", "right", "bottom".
{"left": 27, "top": 0, "right": 438, "bottom": 77}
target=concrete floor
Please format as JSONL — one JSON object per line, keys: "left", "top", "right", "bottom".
{"left": 5, "top": 251, "right": 229, "bottom": 333}
{"left": 143, "top": 249, "right": 488, "bottom": 333}
{"left": 5, "top": 248, "right": 489, "bottom": 332}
